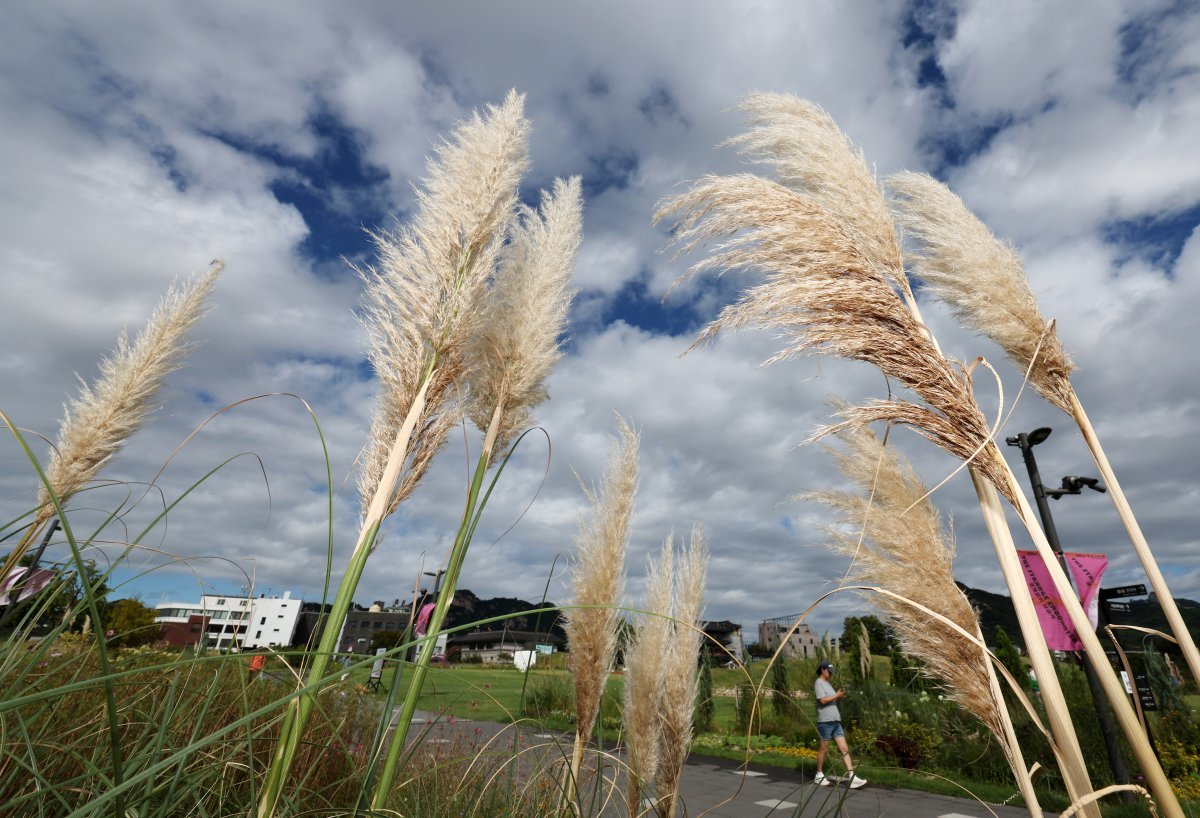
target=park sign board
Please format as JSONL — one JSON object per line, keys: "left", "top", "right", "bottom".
{"left": 1099, "top": 584, "right": 1147, "bottom": 601}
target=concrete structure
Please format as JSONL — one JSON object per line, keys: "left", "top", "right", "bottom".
{"left": 338, "top": 601, "right": 413, "bottom": 654}
{"left": 449, "top": 629, "right": 564, "bottom": 664}
{"left": 757, "top": 615, "right": 838, "bottom": 659}
{"left": 155, "top": 592, "right": 301, "bottom": 650}
{"left": 242, "top": 592, "right": 303, "bottom": 648}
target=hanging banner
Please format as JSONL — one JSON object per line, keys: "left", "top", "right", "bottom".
{"left": 0, "top": 567, "right": 58, "bottom": 605}
{"left": 1016, "top": 551, "right": 1108, "bottom": 651}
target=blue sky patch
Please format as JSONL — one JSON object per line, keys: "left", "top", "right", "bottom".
{"left": 1116, "top": 1, "right": 1197, "bottom": 97}
{"left": 582, "top": 149, "right": 639, "bottom": 198}
{"left": 900, "top": 0, "right": 954, "bottom": 106}
{"left": 1102, "top": 201, "right": 1200, "bottom": 273}
{"left": 604, "top": 277, "right": 700, "bottom": 336}
{"left": 920, "top": 113, "right": 1012, "bottom": 173}
{"left": 639, "top": 83, "right": 688, "bottom": 127}
{"left": 205, "top": 108, "right": 390, "bottom": 268}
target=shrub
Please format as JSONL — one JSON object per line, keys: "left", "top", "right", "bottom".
{"left": 522, "top": 673, "right": 574, "bottom": 720}
{"left": 734, "top": 683, "right": 758, "bottom": 734}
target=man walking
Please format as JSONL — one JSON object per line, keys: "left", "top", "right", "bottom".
{"left": 813, "top": 661, "right": 866, "bottom": 788}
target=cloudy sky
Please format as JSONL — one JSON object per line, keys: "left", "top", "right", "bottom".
{"left": 2, "top": 1, "right": 1197, "bottom": 638}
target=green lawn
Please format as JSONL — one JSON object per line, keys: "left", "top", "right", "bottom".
{"left": 335, "top": 659, "right": 1196, "bottom": 816}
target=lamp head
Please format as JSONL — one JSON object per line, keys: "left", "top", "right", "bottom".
{"left": 1046, "top": 475, "right": 1106, "bottom": 499}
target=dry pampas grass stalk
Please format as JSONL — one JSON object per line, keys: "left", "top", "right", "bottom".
{"left": 888, "top": 170, "right": 1200, "bottom": 692}
{"left": 41, "top": 261, "right": 223, "bottom": 516}
{"left": 369, "top": 109, "right": 586, "bottom": 813}
{"left": 655, "top": 99, "right": 1109, "bottom": 814}
{"left": 562, "top": 416, "right": 639, "bottom": 807}
{"left": 653, "top": 525, "right": 707, "bottom": 818}
{"left": 261, "top": 93, "right": 530, "bottom": 818}
{"left": 467, "top": 175, "right": 582, "bottom": 459}
{"left": 622, "top": 534, "right": 674, "bottom": 818}
{"left": 656, "top": 173, "right": 1011, "bottom": 501}
{"left": 2, "top": 261, "right": 223, "bottom": 581}
{"left": 356, "top": 89, "right": 530, "bottom": 520}
{"left": 730, "top": 93, "right": 908, "bottom": 294}
{"left": 807, "top": 420, "right": 1042, "bottom": 816}
{"left": 887, "top": 171, "right": 1074, "bottom": 411}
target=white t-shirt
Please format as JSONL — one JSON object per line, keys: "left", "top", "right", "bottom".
{"left": 814, "top": 677, "right": 840, "bottom": 722}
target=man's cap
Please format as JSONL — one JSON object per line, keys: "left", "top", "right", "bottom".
{"left": 818, "top": 661, "right": 834, "bottom": 671}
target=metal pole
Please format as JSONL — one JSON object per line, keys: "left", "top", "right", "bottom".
{"left": 1010, "top": 431, "right": 1132, "bottom": 797}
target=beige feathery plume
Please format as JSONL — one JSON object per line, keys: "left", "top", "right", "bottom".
{"left": 654, "top": 525, "right": 707, "bottom": 818}
{"left": 889, "top": 169, "right": 1200, "bottom": 745}
{"left": 356, "top": 91, "right": 529, "bottom": 517}
{"left": 887, "top": 171, "right": 1074, "bottom": 412}
{"left": 38, "top": 261, "right": 223, "bottom": 519}
{"left": 656, "top": 174, "right": 1012, "bottom": 501}
{"left": 806, "top": 420, "right": 1009, "bottom": 745}
{"left": 622, "top": 534, "right": 674, "bottom": 818}
{"left": 467, "top": 175, "right": 582, "bottom": 458}
{"left": 562, "top": 416, "right": 639, "bottom": 805}
{"left": 731, "top": 93, "right": 906, "bottom": 291}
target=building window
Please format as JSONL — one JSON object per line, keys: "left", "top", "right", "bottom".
{"left": 256, "top": 630, "right": 262, "bottom": 639}
{"left": 373, "top": 621, "right": 383, "bottom": 630}
{"left": 347, "top": 621, "right": 357, "bottom": 629}
{"left": 260, "top": 617, "right": 266, "bottom": 625}
{"left": 217, "top": 599, "right": 226, "bottom": 606}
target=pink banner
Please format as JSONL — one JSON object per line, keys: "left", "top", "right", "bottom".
{"left": 1016, "top": 551, "right": 1108, "bottom": 651}
{"left": 0, "top": 567, "right": 58, "bottom": 605}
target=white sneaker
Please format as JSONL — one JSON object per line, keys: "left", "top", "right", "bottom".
{"left": 813, "top": 772, "right": 830, "bottom": 786}
{"left": 848, "top": 772, "right": 867, "bottom": 789}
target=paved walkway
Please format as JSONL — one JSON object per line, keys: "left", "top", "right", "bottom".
{"left": 406, "top": 710, "right": 1047, "bottom": 818}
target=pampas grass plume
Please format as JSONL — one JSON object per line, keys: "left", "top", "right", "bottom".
{"left": 467, "top": 175, "right": 582, "bottom": 456}
{"left": 887, "top": 171, "right": 1074, "bottom": 411}
{"left": 356, "top": 91, "right": 530, "bottom": 517}
{"left": 38, "top": 260, "right": 223, "bottom": 516}
{"left": 806, "top": 419, "right": 1006, "bottom": 745}
{"left": 654, "top": 524, "right": 707, "bottom": 818}
{"left": 563, "top": 415, "right": 639, "bottom": 796}
{"left": 656, "top": 173, "right": 1013, "bottom": 500}
{"left": 731, "top": 93, "right": 905, "bottom": 290}
{"left": 622, "top": 533, "right": 674, "bottom": 817}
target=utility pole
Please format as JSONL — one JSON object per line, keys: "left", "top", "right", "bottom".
{"left": 1007, "top": 428, "right": 1131, "bottom": 800}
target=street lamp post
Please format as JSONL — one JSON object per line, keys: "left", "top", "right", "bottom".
{"left": 1006, "top": 427, "right": 1131, "bottom": 798}
{"left": 423, "top": 570, "right": 446, "bottom": 596}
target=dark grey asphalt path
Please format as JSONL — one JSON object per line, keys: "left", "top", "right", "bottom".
{"left": 406, "top": 710, "right": 1049, "bottom": 818}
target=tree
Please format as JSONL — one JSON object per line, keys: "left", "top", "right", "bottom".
{"left": 993, "top": 625, "right": 1028, "bottom": 691}
{"left": 770, "top": 655, "right": 793, "bottom": 718}
{"left": 106, "top": 598, "right": 160, "bottom": 647}
{"left": 745, "top": 641, "right": 772, "bottom": 660}
{"left": 370, "top": 629, "right": 409, "bottom": 652}
{"left": 841, "top": 614, "right": 892, "bottom": 653}
{"left": 890, "top": 644, "right": 928, "bottom": 692}
{"left": 694, "top": 649, "right": 714, "bottom": 733}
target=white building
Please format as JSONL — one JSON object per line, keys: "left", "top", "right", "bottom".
{"left": 155, "top": 591, "right": 302, "bottom": 650}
